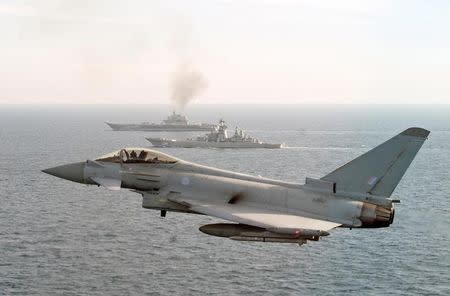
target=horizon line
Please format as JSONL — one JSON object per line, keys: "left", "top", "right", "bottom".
{"left": 0, "top": 102, "right": 449, "bottom": 106}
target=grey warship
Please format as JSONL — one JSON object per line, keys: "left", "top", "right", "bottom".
{"left": 147, "top": 119, "right": 283, "bottom": 149}
{"left": 106, "top": 112, "right": 215, "bottom": 132}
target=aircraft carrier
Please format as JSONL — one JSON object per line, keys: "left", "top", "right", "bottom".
{"left": 147, "top": 119, "right": 283, "bottom": 148}
{"left": 106, "top": 112, "right": 215, "bottom": 132}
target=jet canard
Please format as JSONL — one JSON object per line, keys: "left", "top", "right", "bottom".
{"left": 42, "top": 128, "right": 429, "bottom": 246}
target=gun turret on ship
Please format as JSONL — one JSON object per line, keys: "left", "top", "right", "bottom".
{"left": 146, "top": 119, "right": 283, "bottom": 149}
{"left": 106, "top": 111, "right": 215, "bottom": 132}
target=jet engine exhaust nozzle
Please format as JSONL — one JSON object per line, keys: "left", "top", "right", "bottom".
{"left": 360, "top": 203, "right": 395, "bottom": 228}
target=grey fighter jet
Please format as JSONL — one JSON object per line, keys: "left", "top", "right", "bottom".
{"left": 42, "top": 128, "right": 429, "bottom": 246}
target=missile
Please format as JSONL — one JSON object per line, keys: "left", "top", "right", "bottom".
{"left": 229, "top": 236, "right": 308, "bottom": 245}
{"left": 199, "top": 223, "right": 328, "bottom": 244}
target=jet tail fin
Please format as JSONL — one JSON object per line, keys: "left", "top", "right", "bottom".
{"left": 321, "top": 127, "right": 429, "bottom": 197}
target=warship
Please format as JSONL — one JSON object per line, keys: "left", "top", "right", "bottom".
{"left": 147, "top": 119, "right": 283, "bottom": 149}
{"left": 106, "top": 112, "right": 215, "bottom": 132}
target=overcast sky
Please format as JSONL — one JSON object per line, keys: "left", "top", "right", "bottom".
{"left": 1, "top": 0, "right": 449, "bottom": 104}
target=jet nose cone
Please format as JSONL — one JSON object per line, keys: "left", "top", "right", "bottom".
{"left": 42, "top": 162, "right": 85, "bottom": 183}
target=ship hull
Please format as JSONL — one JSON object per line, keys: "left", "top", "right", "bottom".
{"left": 106, "top": 122, "right": 214, "bottom": 132}
{"left": 147, "top": 138, "right": 282, "bottom": 149}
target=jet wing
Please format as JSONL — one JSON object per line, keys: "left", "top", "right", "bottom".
{"left": 169, "top": 195, "right": 340, "bottom": 234}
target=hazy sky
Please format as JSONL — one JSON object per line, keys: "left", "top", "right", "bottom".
{"left": 1, "top": 0, "right": 449, "bottom": 104}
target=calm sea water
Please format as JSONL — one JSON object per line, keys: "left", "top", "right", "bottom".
{"left": 0, "top": 104, "right": 449, "bottom": 295}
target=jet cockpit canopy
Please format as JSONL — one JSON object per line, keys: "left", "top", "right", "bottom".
{"left": 96, "top": 148, "right": 178, "bottom": 164}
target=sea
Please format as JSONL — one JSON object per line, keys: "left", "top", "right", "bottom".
{"left": 0, "top": 104, "right": 449, "bottom": 295}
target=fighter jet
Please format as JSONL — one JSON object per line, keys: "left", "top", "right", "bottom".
{"left": 42, "top": 127, "right": 429, "bottom": 246}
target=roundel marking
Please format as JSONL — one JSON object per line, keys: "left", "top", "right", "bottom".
{"left": 181, "top": 176, "right": 190, "bottom": 186}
